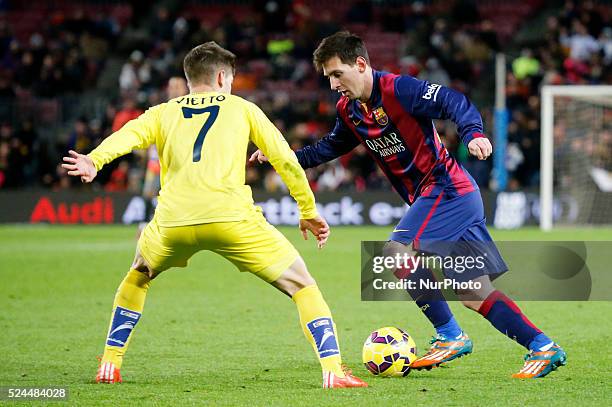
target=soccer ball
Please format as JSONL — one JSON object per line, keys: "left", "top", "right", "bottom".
{"left": 362, "top": 327, "right": 418, "bottom": 377}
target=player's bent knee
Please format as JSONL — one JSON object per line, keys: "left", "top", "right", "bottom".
{"left": 271, "top": 257, "right": 316, "bottom": 297}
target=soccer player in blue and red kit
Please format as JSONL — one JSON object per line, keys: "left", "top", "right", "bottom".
{"left": 251, "top": 31, "right": 566, "bottom": 378}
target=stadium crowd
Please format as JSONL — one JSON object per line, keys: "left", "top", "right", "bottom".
{"left": 0, "top": 0, "right": 609, "bottom": 192}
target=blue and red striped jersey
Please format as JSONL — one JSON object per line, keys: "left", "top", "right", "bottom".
{"left": 296, "top": 70, "right": 485, "bottom": 204}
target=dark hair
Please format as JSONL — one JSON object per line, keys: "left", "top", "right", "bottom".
{"left": 183, "top": 42, "right": 236, "bottom": 86}
{"left": 313, "top": 31, "right": 370, "bottom": 72}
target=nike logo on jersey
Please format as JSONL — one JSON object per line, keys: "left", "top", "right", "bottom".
{"left": 393, "top": 228, "right": 410, "bottom": 233}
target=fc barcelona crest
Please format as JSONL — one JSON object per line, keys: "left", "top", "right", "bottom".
{"left": 373, "top": 107, "right": 388, "bottom": 126}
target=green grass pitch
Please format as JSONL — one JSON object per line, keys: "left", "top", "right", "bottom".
{"left": 1, "top": 225, "right": 611, "bottom": 406}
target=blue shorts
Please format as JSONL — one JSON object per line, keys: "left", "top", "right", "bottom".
{"left": 390, "top": 190, "right": 508, "bottom": 280}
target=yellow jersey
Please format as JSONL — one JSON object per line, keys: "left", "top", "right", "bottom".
{"left": 88, "top": 92, "right": 318, "bottom": 227}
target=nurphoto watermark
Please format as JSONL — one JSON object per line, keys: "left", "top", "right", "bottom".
{"left": 361, "top": 241, "right": 612, "bottom": 301}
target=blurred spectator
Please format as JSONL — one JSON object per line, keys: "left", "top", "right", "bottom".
{"left": 119, "top": 50, "right": 152, "bottom": 92}
{"left": 151, "top": 7, "right": 174, "bottom": 43}
{"left": 599, "top": 27, "right": 612, "bottom": 65}
{"left": 512, "top": 49, "right": 540, "bottom": 80}
{"left": 112, "top": 98, "right": 143, "bottom": 132}
{"left": 419, "top": 58, "right": 450, "bottom": 87}
{"left": 317, "top": 161, "right": 349, "bottom": 192}
{"left": 561, "top": 20, "right": 600, "bottom": 62}
{"left": 36, "top": 54, "right": 65, "bottom": 97}
{"left": 258, "top": 0, "right": 289, "bottom": 33}
{"left": 479, "top": 20, "right": 500, "bottom": 52}
{"left": 105, "top": 160, "right": 130, "bottom": 192}
{"left": 67, "top": 117, "right": 93, "bottom": 152}
{"left": 63, "top": 49, "right": 86, "bottom": 92}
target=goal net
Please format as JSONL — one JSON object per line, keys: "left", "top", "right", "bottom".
{"left": 540, "top": 86, "right": 612, "bottom": 230}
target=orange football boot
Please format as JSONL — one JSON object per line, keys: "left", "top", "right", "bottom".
{"left": 96, "top": 361, "right": 122, "bottom": 384}
{"left": 512, "top": 344, "right": 567, "bottom": 379}
{"left": 411, "top": 333, "right": 473, "bottom": 370}
{"left": 322, "top": 366, "right": 368, "bottom": 388}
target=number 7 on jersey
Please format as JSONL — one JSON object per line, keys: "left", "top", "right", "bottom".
{"left": 181, "top": 106, "right": 220, "bottom": 162}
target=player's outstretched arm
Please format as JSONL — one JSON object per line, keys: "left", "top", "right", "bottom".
{"left": 467, "top": 137, "right": 493, "bottom": 160}
{"left": 299, "top": 215, "right": 330, "bottom": 249}
{"left": 396, "top": 76, "right": 490, "bottom": 154}
{"left": 249, "top": 116, "right": 359, "bottom": 169}
{"left": 61, "top": 150, "right": 98, "bottom": 183}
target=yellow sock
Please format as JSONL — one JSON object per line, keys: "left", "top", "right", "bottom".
{"left": 101, "top": 269, "right": 151, "bottom": 368}
{"left": 292, "top": 285, "right": 344, "bottom": 377}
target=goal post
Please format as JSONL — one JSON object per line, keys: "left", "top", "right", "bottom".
{"left": 540, "top": 85, "right": 612, "bottom": 230}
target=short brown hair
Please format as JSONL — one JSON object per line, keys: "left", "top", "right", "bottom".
{"left": 183, "top": 42, "right": 236, "bottom": 86}
{"left": 313, "top": 31, "right": 370, "bottom": 72}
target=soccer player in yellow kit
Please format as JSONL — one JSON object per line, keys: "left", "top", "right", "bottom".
{"left": 61, "top": 42, "right": 366, "bottom": 389}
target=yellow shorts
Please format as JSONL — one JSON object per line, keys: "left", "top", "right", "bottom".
{"left": 137, "top": 212, "right": 299, "bottom": 283}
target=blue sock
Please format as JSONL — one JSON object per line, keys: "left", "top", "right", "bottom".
{"left": 478, "top": 290, "right": 546, "bottom": 350}
{"left": 528, "top": 333, "right": 554, "bottom": 352}
{"left": 435, "top": 316, "right": 462, "bottom": 338}
{"left": 403, "top": 266, "right": 461, "bottom": 336}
